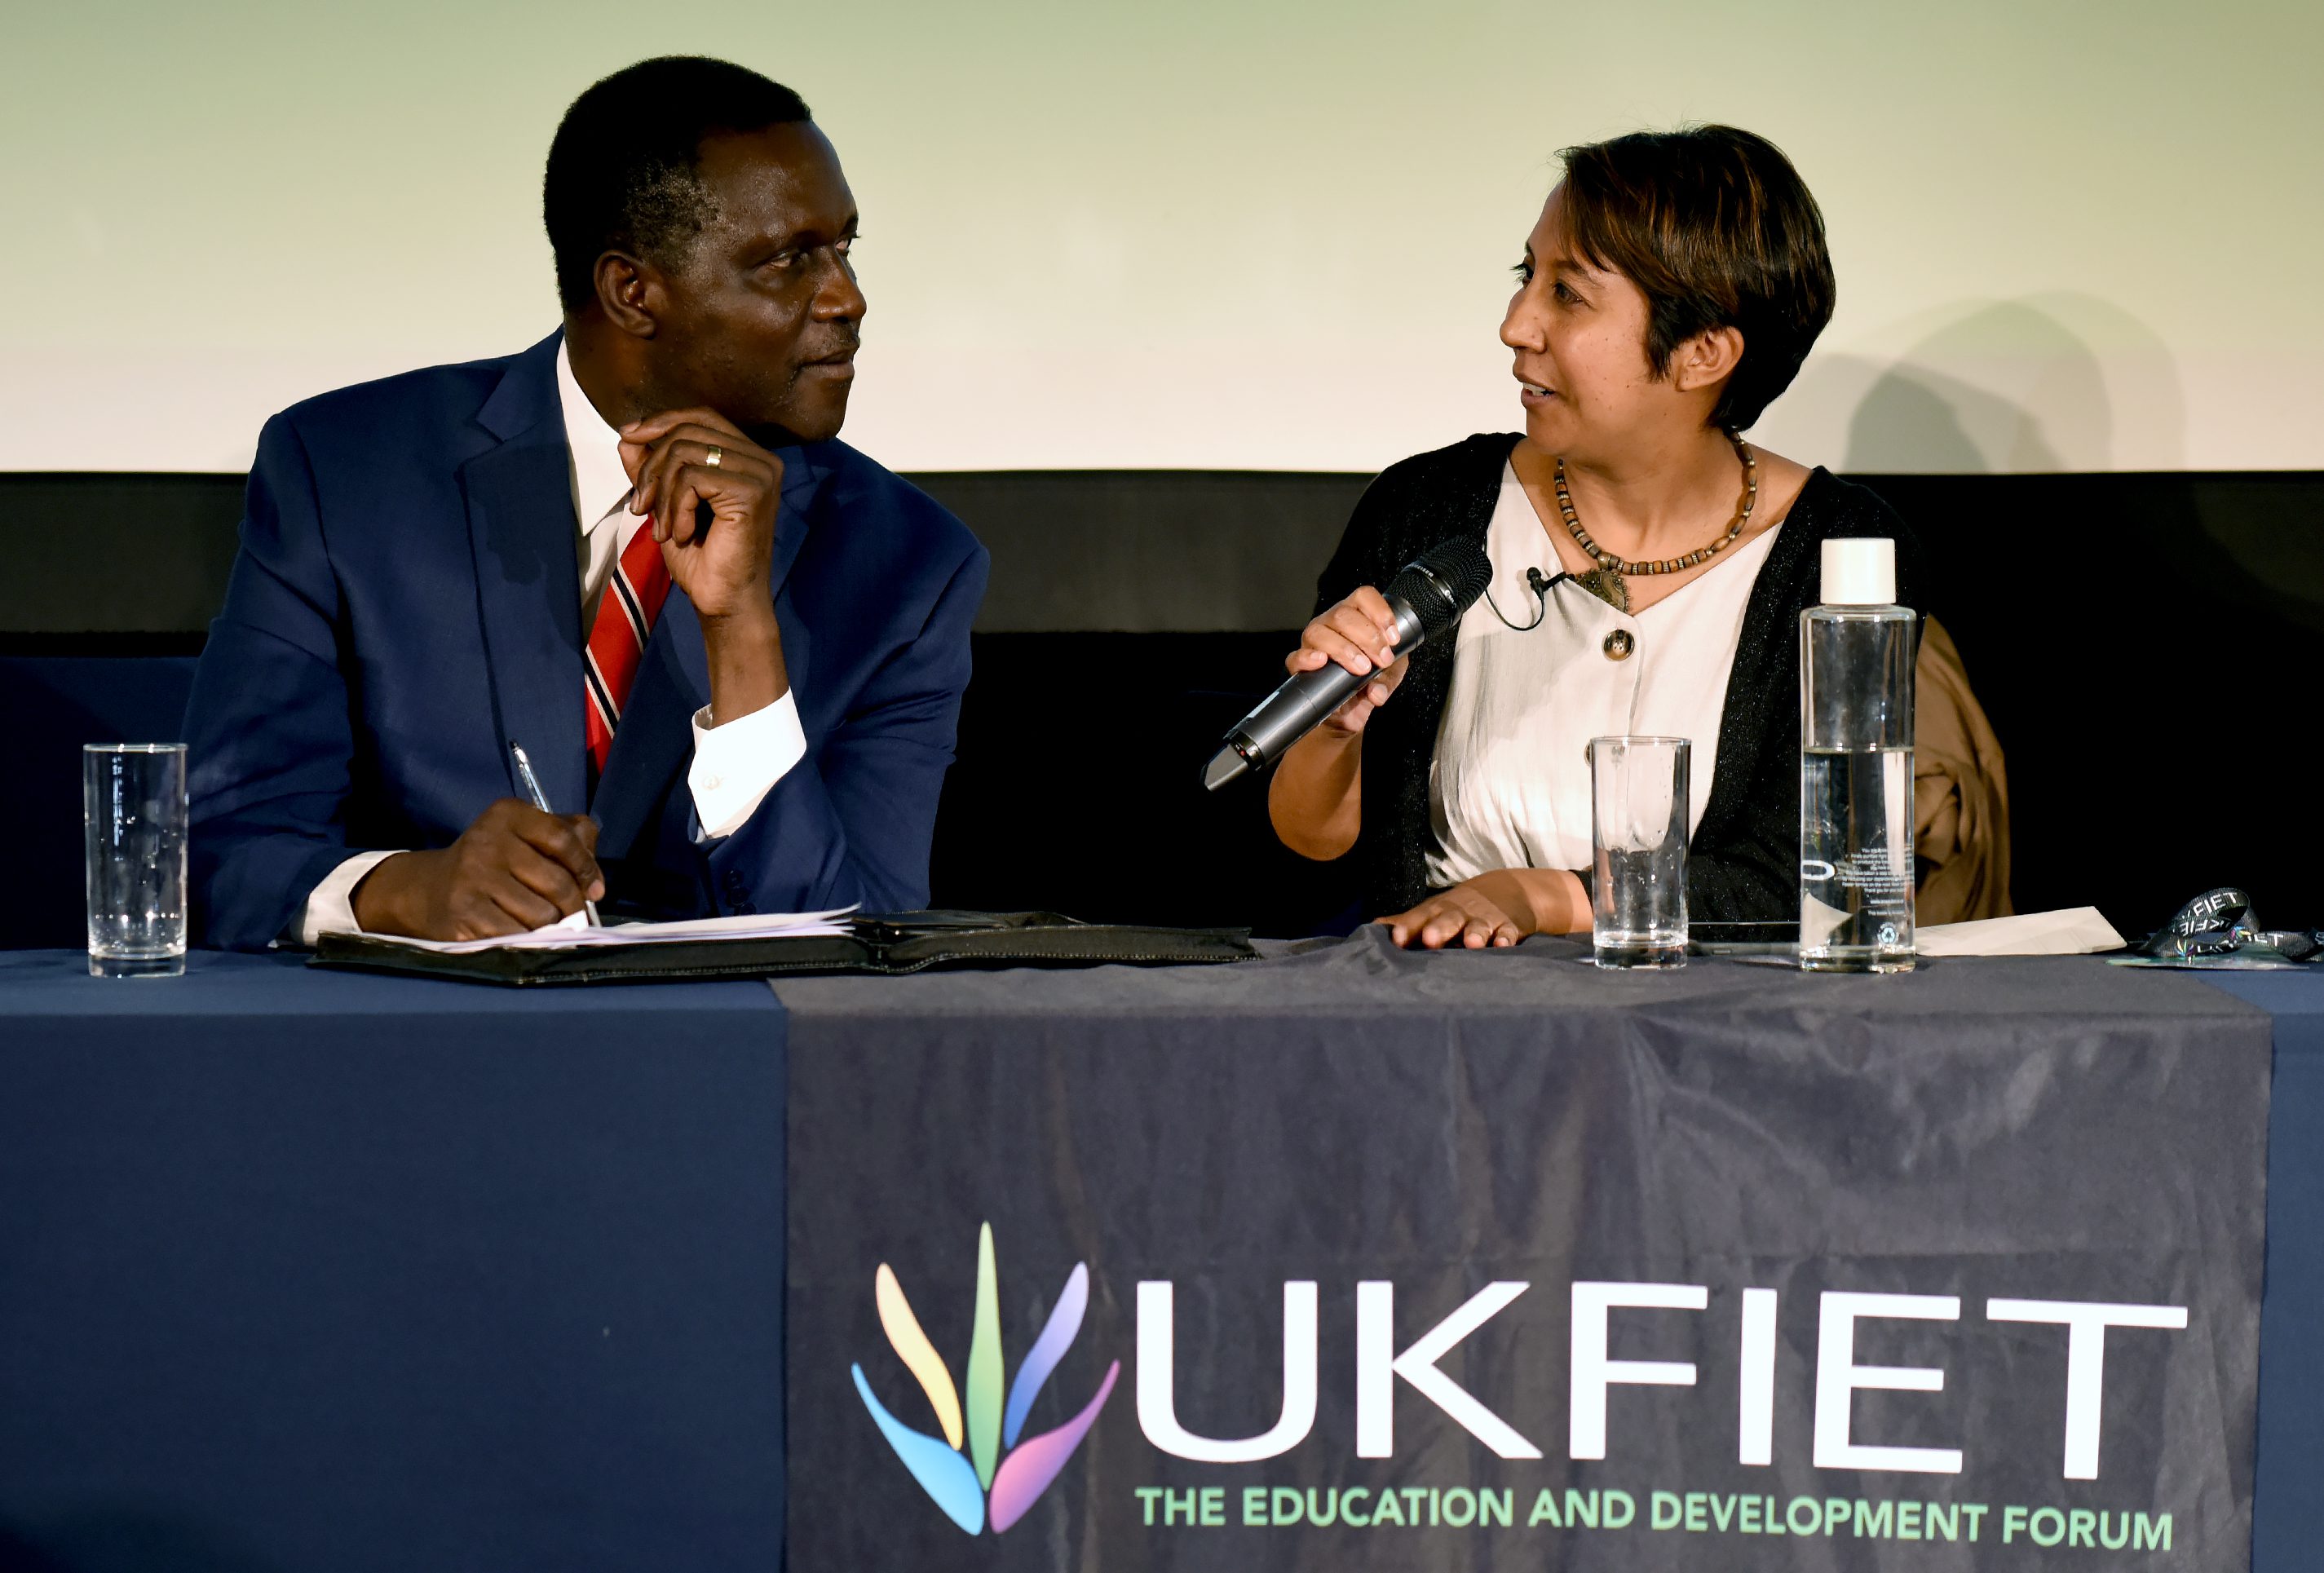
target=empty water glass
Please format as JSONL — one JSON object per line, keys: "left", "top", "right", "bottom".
{"left": 1586, "top": 736, "right": 1690, "bottom": 970}
{"left": 84, "top": 743, "right": 188, "bottom": 979}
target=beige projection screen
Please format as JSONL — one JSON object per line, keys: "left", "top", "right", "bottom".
{"left": 2, "top": 0, "right": 2314, "bottom": 475}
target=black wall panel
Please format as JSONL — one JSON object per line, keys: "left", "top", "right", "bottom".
{"left": 5, "top": 470, "right": 2318, "bottom": 941}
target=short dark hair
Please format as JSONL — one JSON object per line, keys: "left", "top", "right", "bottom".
{"left": 544, "top": 57, "right": 812, "bottom": 311}
{"left": 1554, "top": 126, "right": 1836, "bottom": 430}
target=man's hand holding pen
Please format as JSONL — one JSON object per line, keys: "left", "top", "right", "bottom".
{"left": 351, "top": 799, "right": 604, "bottom": 941}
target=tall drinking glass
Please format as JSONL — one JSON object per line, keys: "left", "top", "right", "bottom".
{"left": 1586, "top": 735, "right": 1690, "bottom": 970}
{"left": 84, "top": 743, "right": 188, "bottom": 979}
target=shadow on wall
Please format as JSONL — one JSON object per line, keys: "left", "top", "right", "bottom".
{"left": 1848, "top": 365, "right": 2066, "bottom": 473}
{"left": 1788, "top": 296, "right": 2187, "bottom": 474}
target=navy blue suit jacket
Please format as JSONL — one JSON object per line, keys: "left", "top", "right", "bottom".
{"left": 185, "top": 331, "right": 989, "bottom": 950}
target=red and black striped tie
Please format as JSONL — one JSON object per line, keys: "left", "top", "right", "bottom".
{"left": 583, "top": 524, "right": 674, "bottom": 775}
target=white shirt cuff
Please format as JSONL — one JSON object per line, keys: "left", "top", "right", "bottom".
{"left": 688, "top": 689, "right": 806, "bottom": 840}
{"left": 294, "top": 849, "right": 402, "bottom": 947}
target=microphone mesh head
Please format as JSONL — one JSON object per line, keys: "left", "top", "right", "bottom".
{"left": 1386, "top": 537, "right": 1494, "bottom": 638}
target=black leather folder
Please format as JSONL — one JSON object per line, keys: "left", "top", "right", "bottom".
{"left": 308, "top": 909, "right": 1257, "bottom": 987}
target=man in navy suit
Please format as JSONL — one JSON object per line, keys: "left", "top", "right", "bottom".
{"left": 185, "top": 57, "right": 988, "bottom": 948}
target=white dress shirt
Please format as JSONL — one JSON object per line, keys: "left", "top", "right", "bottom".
{"left": 294, "top": 342, "right": 805, "bottom": 943}
{"left": 1425, "top": 462, "right": 1781, "bottom": 886}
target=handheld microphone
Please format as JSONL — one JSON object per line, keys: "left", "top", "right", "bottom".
{"left": 1203, "top": 537, "right": 1492, "bottom": 791}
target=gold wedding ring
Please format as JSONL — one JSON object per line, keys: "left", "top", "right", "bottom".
{"left": 704, "top": 445, "right": 724, "bottom": 467}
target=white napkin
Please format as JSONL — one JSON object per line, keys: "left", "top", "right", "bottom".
{"left": 1916, "top": 908, "right": 2126, "bottom": 957}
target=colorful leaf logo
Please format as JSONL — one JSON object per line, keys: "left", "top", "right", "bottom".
{"left": 851, "top": 1223, "right": 1120, "bottom": 1535}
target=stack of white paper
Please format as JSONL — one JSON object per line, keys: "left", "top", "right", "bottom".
{"left": 1915, "top": 908, "right": 2126, "bottom": 957}
{"left": 362, "top": 907, "right": 858, "bottom": 955}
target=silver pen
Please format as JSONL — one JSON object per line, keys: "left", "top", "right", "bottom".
{"left": 508, "top": 740, "right": 600, "bottom": 926}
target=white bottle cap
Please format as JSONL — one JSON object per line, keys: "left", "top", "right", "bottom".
{"left": 1820, "top": 537, "right": 1896, "bottom": 605}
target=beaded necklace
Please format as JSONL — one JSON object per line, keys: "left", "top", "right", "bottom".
{"left": 1554, "top": 429, "right": 1757, "bottom": 614}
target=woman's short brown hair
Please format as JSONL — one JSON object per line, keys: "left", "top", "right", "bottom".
{"left": 1555, "top": 125, "right": 1835, "bottom": 431}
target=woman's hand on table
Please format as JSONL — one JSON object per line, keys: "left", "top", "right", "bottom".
{"left": 1376, "top": 868, "right": 1588, "bottom": 950}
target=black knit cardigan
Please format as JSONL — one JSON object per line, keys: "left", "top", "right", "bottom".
{"left": 1311, "top": 433, "right": 1925, "bottom": 923}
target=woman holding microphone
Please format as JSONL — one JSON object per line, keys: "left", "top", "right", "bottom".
{"left": 1268, "top": 125, "right": 1979, "bottom": 949}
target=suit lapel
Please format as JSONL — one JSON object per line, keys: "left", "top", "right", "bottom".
{"left": 458, "top": 334, "right": 589, "bottom": 815}
{"left": 763, "top": 441, "right": 826, "bottom": 605}
{"left": 590, "top": 443, "right": 833, "bottom": 855}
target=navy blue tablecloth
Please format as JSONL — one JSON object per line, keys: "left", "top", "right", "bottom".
{"left": 2, "top": 948, "right": 2320, "bottom": 1572}
{"left": 2200, "top": 970, "right": 2324, "bottom": 1573}
{"left": 0, "top": 951, "right": 787, "bottom": 1573}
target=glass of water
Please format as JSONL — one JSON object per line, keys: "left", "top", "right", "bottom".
{"left": 1585, "top": 736, "right": 1690, "bottom": 970}
{"left": 84, "top": 743, "right": 188, "bottom": 979}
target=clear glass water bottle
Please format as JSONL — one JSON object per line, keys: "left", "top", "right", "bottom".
{"left": 1799, "top": 538, "right": 1917, "bottom": 973}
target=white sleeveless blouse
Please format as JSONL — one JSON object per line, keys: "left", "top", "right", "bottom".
{"left": 1425, "top": 462, "right": 1783, "bottom": 886}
